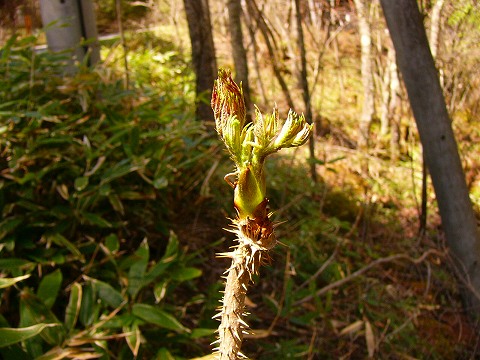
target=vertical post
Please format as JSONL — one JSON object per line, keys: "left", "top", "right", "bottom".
{"left": 39, "top": 0, "right": 100, "bottom": 73}
{"left": 78, "top": 0, "right": 100, "bottom": 65}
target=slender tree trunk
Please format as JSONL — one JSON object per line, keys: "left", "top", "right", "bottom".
{"left": 245, "top": 0, "right": 294, "bottom": 109}
{"left": 294, "top": 0, "right": 317, "bottom": 183}
{"left": 419, "top": 0, "right": 445, "bottom": 237}
{"left": 379, "top": 51, "right": 392, "bottom": 137}
{"left": 307, "top": 0, "right": 319, "bottom": 26}
{"left": 388, "top": 48, "right": 401, "bottom": 161}
{"left": 183, "top": 0, "right": 217, "bottom": 122}
{"left": 429, "top": 0, "right": 445, "bottom": 59}
{"left": 329, "top": 1, "right": 345, "bottom": 95}
{"left": 381, "top": 0, "right": 480, "bottom": 314}
{"left": 227, "top": 0, "right": 252, "bottom": 115}
{"left": 353, "top": 0, "right": 375, "bottom": 152}
{"left": 243, "top": 4, "right": 269, "bottom": 105}
{"left": 115, "top": 0, "right": 129, "bottom": 90}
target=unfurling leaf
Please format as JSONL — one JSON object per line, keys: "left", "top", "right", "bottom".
{"left": 211, "top": 69, "right": 313, "bottom": 220}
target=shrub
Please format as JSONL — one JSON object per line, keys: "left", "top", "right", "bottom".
{"left": 0, "top": 34, "right": 212, "bottom": 358}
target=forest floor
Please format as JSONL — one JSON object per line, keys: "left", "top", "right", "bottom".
{"left": 179, "top": 137, "right": 480, "bottom": 358}
{"left": 2, "top": 8, "right": 480, "bottom": 358}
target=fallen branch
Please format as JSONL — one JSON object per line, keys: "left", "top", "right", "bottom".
{"left": 294, "top": 249, "right": 443, "bottom": 306}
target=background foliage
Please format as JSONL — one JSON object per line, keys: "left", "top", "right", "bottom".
{"left": 1, "top": 0, "right": 479, "bottom": 358}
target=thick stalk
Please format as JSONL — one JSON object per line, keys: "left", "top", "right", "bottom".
{"left": 216, "top": 245, "right": 252, "bottom": 359}
{"left": 215, "top": 217, "right": 274, "bottom": 359}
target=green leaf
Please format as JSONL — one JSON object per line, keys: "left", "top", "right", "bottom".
{"left": 153, "top": 280, "right": 169, "bottom": 303}
{"left": 81, "top": 212, "right": 112, "bottom": 228}
{"left": 0, "top": 324, "right": 59, "bottom": 348}
{"left": 105, "top": 234, "right": 119, "bottom": 253}
{"left": 16, "top": 172, "right": 36, "bottom": 185}
{"left": 124, "top": 322, "right": 141, "bottom": 357}
{"left": 153, "top": 176, "right": 168, "bottom": 189}
{"left": 64, "top": 282, "right": 82, "bottom": 332}
{"left": 37, "top": 269, "right": 63, "bottom": 309}
{"left": 128, "top": 240, "right": 149, "bottom": 299}
{"left": 45, "top": 233, "right": 83, "bottom": 260}
{"left": 164, "top": 231, "right": 180, "bottom": 258}
{"left": 0, "top": 217, "right": 23, "bottom": 241}
{"left": 108, "top": 193, "right": 124, "bottom": 215}
{"left": 100, "top": 159, "right": 140, "bottom": 184}
{"left": 90, "top": 278, "right": 124, "bottom": 308}
{"left": 132, "top": 303, "right": 188, "bottom": 333}
{"left": 118, "top": 191, "right": 147, "bottom": 200}
{"left": 190, "top": 328, "right": 216, "bottom": 339}
{"left": 101, "top": 313, "right": 137, "bottom": 329}
{"left": 142, "top": 232, "right": 179, "bottom": 286}
{"left": 19, "top": 291, "right": 65, "bottom": 345}
{"left": 156, "top": 347, "right": 175, "bottom": 360}
{"left": 0, "top": 274, "right": 30, "bottom": 289}
{"left": 74, "top": 176, "right": 89, "bottom": 191}
{"left": 79, "top": 282, "right": 97, "bottom": 327}
{"left": 45, "top": 233, "right": 83, "bottom": 258}
{"left": 0, "top": 259, "right": 34, "bottom": 272}
{"left": 170, "top": 267, "right": 202, "bottom": 282}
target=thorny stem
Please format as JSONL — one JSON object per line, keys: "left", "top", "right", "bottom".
{"left": 214, "top": 215, "right": 275, "bottom": 360}
{"left": 211, "top": 69, "right": 312, "bottom": 359}
{"left": 216, "top": 243, "right": 254, "bottom": 359}
{"left": 218, "top": 256, "right": 249, "bottom": 359}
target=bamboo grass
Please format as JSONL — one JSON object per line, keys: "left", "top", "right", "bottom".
{"left": 211, "top": 69, "right": 313, "bottom": 359}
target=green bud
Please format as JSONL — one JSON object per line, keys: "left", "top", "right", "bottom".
{"left": 234, "top": 165, "right": 266, "bottom": 220}
{"left": 273, "top": 110, "right": 313, "bottom": 149}
{"left": 211, "top": 68, "right": 246, "bottom": 139}
{"left": 211, "top": 69, "right": 313, "bottom": 220}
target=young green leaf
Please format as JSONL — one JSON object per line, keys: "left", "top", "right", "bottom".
{"left": 132, "top": 303, "right": 189, "bottom": 333}
{"left": 74, "top": 176, "right": 89, "bottom": 191}
{"left": 156, "top": 347, "right": 176, "bottom": 360}
{"left": 0, "top": 324, "right": 59, "bottom": 348}
{"left": 0, "top": 274, "right": 30, "bottom": 289}
{"left": 45, "top": 233, "right": 83, "bottom": 260}
{"left": 90, "top": 278, "right": 124, "bottom": 308}
{"left": 128, "top": 239, "right": 149, "bottom": 299}
{"left": 19, "top": 290, "right": 66, "bottom": 345}
{"left": 124, "top": 322, "right": 141, "bottom": 357}
{"left": 170, "top": 267, "right": 202, "bottom": 282}
{"left": 0, "top": 259, "right": 34, "bottom": 272}
{"left": 37, "top": 269, "right": 63, "bottom": 309}
{"left": 64, "top": 282, "right": 82, "bottom": 332}
{"left": 79, "top": 282, "right": 99, "bottom": 327}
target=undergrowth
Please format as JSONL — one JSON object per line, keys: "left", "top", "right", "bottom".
{"left": 0, "top": 33, "right": 216, "bottom": 359}
{"left": 0, "top": 30, "right": 477, "bottom": 359}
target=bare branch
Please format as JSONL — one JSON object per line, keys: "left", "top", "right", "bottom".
{"left": 294, "top": 249, "right": 444, "bottom": 306}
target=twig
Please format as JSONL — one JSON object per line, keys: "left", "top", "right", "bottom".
{"left": 447, "top": 251, "right": 480, "bottom": 304}
{"left": 298, "top": 246, "right": 338, "bottom": 290}
{"left": 115, "top": 0, "right": 129, "bottom": 90}
{"left": 294, "top": 249, "right": 443, "bottom": 306}
{"left": 267, "top": 248, "right": 291, "bottom": 334}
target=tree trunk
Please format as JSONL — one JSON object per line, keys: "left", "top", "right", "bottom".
{"left": 353, "top": 0, "right": 375, "bottom": 152}
{"left": 183, "top": 0, "right": 217, "bottom": 122}
{"left": 387, "top": 47, "right": 401, "bottom": 162}
{"left": 39, "top": 0, "right": 100, "bottom": 73}
{"left": 227, "top": 0, "right": 252, "bottom": 114}
{"left": 115, "top": 0, "right": 129, "bottom": 89}
{"left": 381, "top": 0, "right": 480, "bottom": 314}
{"left": 429, "top": 0, "right": 445, "bottom": 59}
{"left": 245, "top": 0, "right": 294, "bottom": 109}
{"left": 294, "top": 0, "right": 317, "bottom": 183}
{"left": 242, "top": 4, "right": 269, "bottom": 105}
